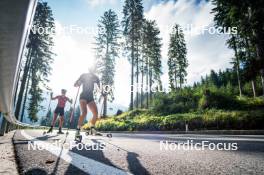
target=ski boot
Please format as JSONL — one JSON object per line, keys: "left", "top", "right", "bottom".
{"left": 57, "top": 127, "right": 64, "bottom": 134}
{"left": 75, "top": 129, "right": 82, "bottom": 142}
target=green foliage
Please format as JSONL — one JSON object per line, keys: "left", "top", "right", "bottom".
{"left": 198, "top": 89, "right": 240, "bottom": 110}
{"left": 237, "top": 96, "right": 264, "bottom": 109}
{"left": 152, "top": 90, "right": 198, "bottom": 115}
{"left": 93, "top": 109, "right": 264, "bottom": 131}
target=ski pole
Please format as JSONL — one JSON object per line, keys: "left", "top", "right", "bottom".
{"left": 46, "top": 92, "right": 52, "bottom": 116}
{"left": 70, "top": 86, "right": 80, "bottom": 123}
{"left": 66, "top": 86, "right": 80, "bottom": 134}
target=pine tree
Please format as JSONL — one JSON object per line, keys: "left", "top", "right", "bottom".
{"left": 142, "top": 20, "right": 162, "bottom": 108}
{"left": 212, "top": 0, "right": 264, "bottom": 95}
{"left": 95, "top": 9, "right": 120, "bottom": 117}
{"left": 168, "top": 24, "right": 188, "bottom": 90}
{"left": 25, "top": 2, "right": 55, "bottom": 122}
{"left": 228, "top": 35, "right": 243, "bottom": 97}
{"left": 122, "top": 0, "right": 144, "bottom": 110}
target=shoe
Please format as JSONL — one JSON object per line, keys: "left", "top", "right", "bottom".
{"left": 57, "top": 128, "right": 64, "bottom": 134}
{"left": 75, "top": 129, "right": 82, "bottom": 141}
{"left": 47, "top": 127, "right": 53, "bottom": 133}
{"left": 90, "top": 127, "right": 102, "bottom": 136}
{"left": 75, "top": 129, "right": 81, "bottom": 137}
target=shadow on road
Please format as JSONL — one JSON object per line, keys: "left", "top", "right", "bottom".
{"left": 127, "top": 152, "right": 149, "bottom": 175}
{"left": 65, "top": 138, "right": 150, "bottom": 175}
{"left": 24, "top": 168, "right": 48, "bottom": 175}
{"left": 34, "top": 134, "right": 59, "bottom": 141}
{"left": 70, "top": 139, "right": 118, "bottom": 168}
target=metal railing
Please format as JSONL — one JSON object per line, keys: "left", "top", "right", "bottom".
{"left": 0, "top": 0, "right": 38, "bottom": 136}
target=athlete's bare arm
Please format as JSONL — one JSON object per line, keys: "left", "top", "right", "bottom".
{"left": 74, "top": 74, "right": 84, "bottom": 87}
{"left": 67, "top": 97, "right": 73, "bottom": 104}
{"left": 50, "top": 93, "right": 58, "bottom": 100}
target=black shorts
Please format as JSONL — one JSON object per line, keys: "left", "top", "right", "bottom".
{"left": 54, "top": 107, "right": 64, "bottom": 116}
{"left": 80, "top": 92, "right": 94, "bottom": 103}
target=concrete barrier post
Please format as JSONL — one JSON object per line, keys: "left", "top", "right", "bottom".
{"left": 0, "top": 113, "right": 7, "bottom": 136}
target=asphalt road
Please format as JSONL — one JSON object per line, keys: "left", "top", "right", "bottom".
{"left": 13, "top": 129, "right": 264, "bottom": 175}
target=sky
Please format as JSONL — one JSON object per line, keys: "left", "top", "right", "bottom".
{"left": 44, "top": 0, "right": 233, "bottom": 112}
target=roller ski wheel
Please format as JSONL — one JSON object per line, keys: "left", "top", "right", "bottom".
{"left": 85, "top": 131, "right": 90, "bottom": 136}
{"left": 106, "top": 133, "right": 112, "bottom": 138}
{"left": 57, "top": 131, "right": 64, "bottom": 134}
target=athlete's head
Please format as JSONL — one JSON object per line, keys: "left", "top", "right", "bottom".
{"left": 88, "top": 65, "right": 96, "bottom": 74}
{"left": 61, "top": 89, "right": 67, "bottom": 95}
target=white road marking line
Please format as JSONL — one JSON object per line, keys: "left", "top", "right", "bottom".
{"left": 21, "top": 130, "right": 131, "bottom": 175}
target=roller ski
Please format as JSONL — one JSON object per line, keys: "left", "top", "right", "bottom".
{"left": 85, "top": 126, "right": 112, "bottom": 138}
{"left": 43, "top": 126, "right": 53, "bottom": 135}
{"left": 75, "top": 129, "right": 82, "bottom": 142}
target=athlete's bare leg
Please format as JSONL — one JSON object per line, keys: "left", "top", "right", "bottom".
{"left": 47, "top": 112, "right": 58, "bottom": 133}
{"left": 78, "top": 99, "right": 87, "bottom": 128}
{"left": 51, "top": 113, "right": 58, "bottom": 127}
{"left": 59, "top": 116, "right": 64, "bottom": 128}
{"left": 87, "top": 101, "right": 98, "bottom": 126}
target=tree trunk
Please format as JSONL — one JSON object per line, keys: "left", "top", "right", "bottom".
{"left": 232, "top": 36, "right": 242, "bottom": 97}
{"left": 245, "top": 37, "right": 257, "bottom": 98}
{"left": 102, "top": 95, "right": 107, "bottom": 117}
{"left": 130, "top": 39, "right": 134, "bottom": 110}
{"left": 20, "top": 70, "right": 31, "bottom": 122}
{"left": 141, "top": 60, "right": 144, "bottom": 108}
{"left": 174, "top": 70, "right": 177, "bottom": 90}
{"left": 146, "top": 58, "right": 149, "bottom": 109}
{"left": 15, "top": 49, "right": 32, "bottom": 118}
{"left": 136, "top": 44, "right": 139, "bottom": 108}
{"left": 260, "top": 70, "right": 264, "bottom": 96}
{"left": 149, "top": 70, "right": 153, "bottom": 103}
{"left": 255, "top": 28, "right": 264, "bottom": 70}
{"left": 180, "top": 76, "right": 183, "bottom": 89}
{"left": 251, "top": 80, "right": 256, "bottom": 98}
{"left": 103, "top": 40, "right": 109, "bottom": 117}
